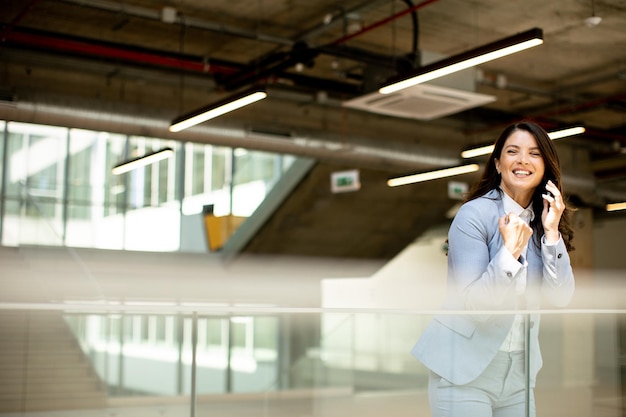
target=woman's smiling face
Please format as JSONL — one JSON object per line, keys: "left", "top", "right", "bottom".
{"left": 495, "top": 129, "right": 545, "bottom": 206}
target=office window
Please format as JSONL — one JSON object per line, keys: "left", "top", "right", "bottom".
{"left": 206, "top": 318, "right": 225, "bottom": 347}
{"left": 123, "top": 137, "right": 180, "bottom": 251}
{"left": 124, "top": 316, "right": 137, "bottom": 343}
{"left": 0, "top": 120, "right": 296, "bottom": 251}
{"left": 231, "top": 149, "right": 284, "bottom": 216}
{"left": 253, "top": 316, "right": 278, "bottom": 351}
{"left": 0, "top": 121, "right": 6, "bottom": 243}
{"left": 182, "top": 143, "right": 235, "bottom": 216}
{"left": 155, "top": 315, "right": 167, "bottom": 344}
{"left": 126, "top": 136, "right": 179, "bottom": 209}
{"left": 106, "top": 135, "right": 129, "bottom": 216}
{"left": 233, "top": 149, "right": 277, "bottom": 186}
{"left": 231, "top": 320, "right": 247, "bottom": 349}
{"left": 3, "top": 122, "right": 67, "bottom": 245}
{"left": 66, "top": 129, "right": 127, "bottom": 249}
{"left": 184, "top": 142, "right": 211, "bottom": 199}
{"left": 109, "top": 315, "right": 122, "bottom": 344}
{"left": 211, "top": 147, "right": 229, "bottom": 191}
{"left": 0, "top": 121, "right": 4, "bottom": 196}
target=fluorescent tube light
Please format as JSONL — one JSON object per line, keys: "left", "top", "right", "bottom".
{"left": 387, "top": 164, "right": 480, "bottom": 187}
{"left": 546, "top": 126, "right": 586, "bottom": 140}
{"left": 112, "top": 147, "right": 174, "bottom": 175}
{"left": 169, "top": 88, "right": 267, "bottom": 132}
{"left": 461, "top": 126, "right": 586, "bottom": 158}
{"left": 606, "top": 202, "right": 626, "bottom": 212}
{"left": 461, "top": 144, "right": 496, "bottom": 159}
{"left": 379, "top": 28, "right": 543, "bottom": 95}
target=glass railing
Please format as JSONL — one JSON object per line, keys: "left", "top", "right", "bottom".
{"left": 0, "top": 304, "right": 623, "bottom": 417}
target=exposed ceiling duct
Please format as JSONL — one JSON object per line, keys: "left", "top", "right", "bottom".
{"left": 0, "top": 99, "right": 461, "bottom": 171}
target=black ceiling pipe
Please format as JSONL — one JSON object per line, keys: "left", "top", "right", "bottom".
{"left": 316, "top": 44, "right": 417, "bottom": 72}
{"left": 275, "top": 72, "right": 362, "bottom": 97}
{"left": 216, "top": 0, "right": 424, "bottom": 93}
{"left": 215, "top": 41, "right": 320, "bottom": 91}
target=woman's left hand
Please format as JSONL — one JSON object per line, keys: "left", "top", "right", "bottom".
{"left": 542, "top": 180, "right": 564, "bottom": 244}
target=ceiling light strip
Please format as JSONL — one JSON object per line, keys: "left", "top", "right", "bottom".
{"left": 379, "top": 28, "right": 543, "bottom": 95}
{"left": 461, "top": 144, "right": 496, "bottom": 159}
{"left": 546, "top": 126, "right": 586, "bottom": 140}
{"left": 461, "top": 126, "right": 586, "bottom": 159}
{"left": 606, "top": 202, "right": 626, "bottom": 212}
{"left": 169, "top": 88, "right": 267, "bottom": 132}
{"left": 112, "top": 147, "right": 174, "bottom": 175}
{"left": 387, "top": 163, "right": 480, "bottom": 187}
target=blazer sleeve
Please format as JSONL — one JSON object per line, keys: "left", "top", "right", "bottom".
{"left": 540, "top": 235, "right": 575, "bottom": 307}
{"left": 447, "top": 201, "right": 526, "bottom": 310}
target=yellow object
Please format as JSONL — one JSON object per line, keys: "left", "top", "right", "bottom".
{"left": 204, "top": 214, "right": 246, "bottom": 251}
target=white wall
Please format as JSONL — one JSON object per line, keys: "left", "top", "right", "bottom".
{"left": 321, "top": 224, "right": 449, "bottom": 310}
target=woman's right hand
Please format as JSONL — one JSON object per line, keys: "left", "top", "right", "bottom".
{"left": 498, "top": 212, "right": 533, "bottom": 260}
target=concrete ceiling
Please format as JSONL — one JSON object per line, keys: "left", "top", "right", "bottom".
{"left": 1, "top": 0, "right": 626, "bottom": 259}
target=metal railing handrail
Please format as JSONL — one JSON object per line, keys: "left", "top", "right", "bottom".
{"left": 0, "top": 301, "right": 624, "bottom": 315}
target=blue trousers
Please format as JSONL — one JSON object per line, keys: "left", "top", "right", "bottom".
{"left": 428, "top": 351, "right": 535, "bottom": 417}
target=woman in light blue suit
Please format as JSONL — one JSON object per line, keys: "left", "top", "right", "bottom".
{"left": 412, "top": 121, "right": 575, "bottom": 417}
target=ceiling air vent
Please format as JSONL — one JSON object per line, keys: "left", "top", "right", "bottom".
{"left": 344, "top": 50, "right": 496, "bottom": 120}
{"left": 343, "top": 83, "right": 496, "bottom": 121}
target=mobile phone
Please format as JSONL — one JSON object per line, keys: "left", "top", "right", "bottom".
{"left": 543, "top": 178, "right": 556, "bottom": 197}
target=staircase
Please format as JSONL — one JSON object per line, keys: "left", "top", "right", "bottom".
{"left": 0, "top": 310, "right": 107, "bottom": 412}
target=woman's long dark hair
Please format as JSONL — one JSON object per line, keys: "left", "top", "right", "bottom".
{"left": 466, "top": 121, "right": 575, "bottom": 252}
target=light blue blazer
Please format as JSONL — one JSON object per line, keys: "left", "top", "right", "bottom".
{"left": 411, "top": 189, "right": 575, "bottom": 386}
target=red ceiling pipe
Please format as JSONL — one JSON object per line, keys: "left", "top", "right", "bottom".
{"left": 5, "top": 30, "right": 239, "bottom": 75}
{"left": 4, "top": 0, "right": 441, "bottom": 87}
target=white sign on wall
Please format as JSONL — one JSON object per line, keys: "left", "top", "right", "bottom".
{"left": 448, "top": 181, "right": 468, "bottom": 200}
{"left": 331, "top": 170, "right": 361, "bottom": 193}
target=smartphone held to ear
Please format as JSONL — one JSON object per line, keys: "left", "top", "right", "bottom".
{"left": 543, "top": 179, "right": 556, "bottom": 198}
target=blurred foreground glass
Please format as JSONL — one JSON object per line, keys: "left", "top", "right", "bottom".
{"left": 0, "top": 307, "right": 623, "bottom": 416}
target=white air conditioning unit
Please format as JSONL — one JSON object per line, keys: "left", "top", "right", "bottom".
{"left": 343, "top": 51, "right": 496, "bottom": 120}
